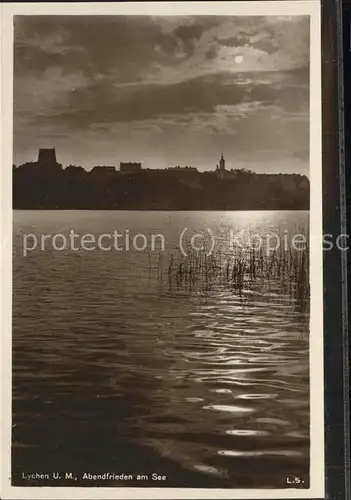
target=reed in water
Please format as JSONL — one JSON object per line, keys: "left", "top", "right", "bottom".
{"left": 149, "top": 231, "right": 310, "bottom": 313}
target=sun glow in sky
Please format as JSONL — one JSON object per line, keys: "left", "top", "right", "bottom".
{"left": 14, "top": 15, "right": 310, "bottom": 174}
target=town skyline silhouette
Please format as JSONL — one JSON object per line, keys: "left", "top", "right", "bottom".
{"left": 13, "top": 147, "right": 310, "bottom": 211}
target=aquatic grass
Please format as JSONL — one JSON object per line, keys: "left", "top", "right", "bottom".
{"left": 148, "top": 229, "right": 310, "bottom": 312}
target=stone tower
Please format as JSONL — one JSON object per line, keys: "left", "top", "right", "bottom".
{"left": 38, "top": 148, "right": 57, "bottom": 164}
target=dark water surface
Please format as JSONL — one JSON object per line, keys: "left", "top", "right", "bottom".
{"left": 12, "top": 211, "right": 310, "bottom": 488}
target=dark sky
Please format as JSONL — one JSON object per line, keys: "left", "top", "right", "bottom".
{"left": 14, "top": 15, "right": 310, "bottom": 173}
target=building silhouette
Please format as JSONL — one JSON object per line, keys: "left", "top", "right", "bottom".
{"left": 215, "top": 152, "right": 233, "bottom": 180}
{"left": 219, "top": 153, "right": 225, "bottom": 171}
{"left": 120, "top": 162, "right": 142, "bottom": 173}
{"left": 167, "top": 166, "right": 198, "bottom": 173}
{"left": 91, "top": 166, "right": 116, "bottom": 174}
{"left": 38, "top": 148, "right": 57, "bottom": 164}
{"left": 13, "top": 147, "right": 310, "bottom": 210}
{"left": 17, "top": 148, "right": 62, "bottom": 174}
{"left": 37, "top": 148, "right": 62, "bottom": 172}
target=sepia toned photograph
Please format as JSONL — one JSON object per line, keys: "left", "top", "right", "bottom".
{"left": 1, "top": 2, "right": 324, "bottom": 499}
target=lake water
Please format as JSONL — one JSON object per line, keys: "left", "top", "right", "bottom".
{"left": 12, "top": 210, "right": 310, "bottom": 489}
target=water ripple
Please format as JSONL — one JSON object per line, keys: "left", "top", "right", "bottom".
{"left": 12, "top": 210, "right": 310, "bottom": 489}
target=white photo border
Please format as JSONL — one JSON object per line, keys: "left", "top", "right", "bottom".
{"left": 0, "top": 2, "right": 324, "bottom": 499}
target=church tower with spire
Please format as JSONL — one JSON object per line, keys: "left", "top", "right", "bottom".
{"left": 219, "top": 152, "right": 225, "bottom": 171}
{"left": 216, "top": 152, "right": 231, "bottom": 180}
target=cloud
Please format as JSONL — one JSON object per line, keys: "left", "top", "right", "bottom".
{"left": 15, "top": 66, "right": 308, "bottom": 134}
{"left": 146, "top": 15, "right": 309, "bottom": 84}
{"left": 14, "top": 67, "right": 89, "bottom": 138}
{"left": 13, "top": 15, "right": 310, "bottom": 173}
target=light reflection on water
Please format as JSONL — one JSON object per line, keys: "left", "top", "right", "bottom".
{"left": 12, "top": 211, "right": 309, "bottom": 489}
